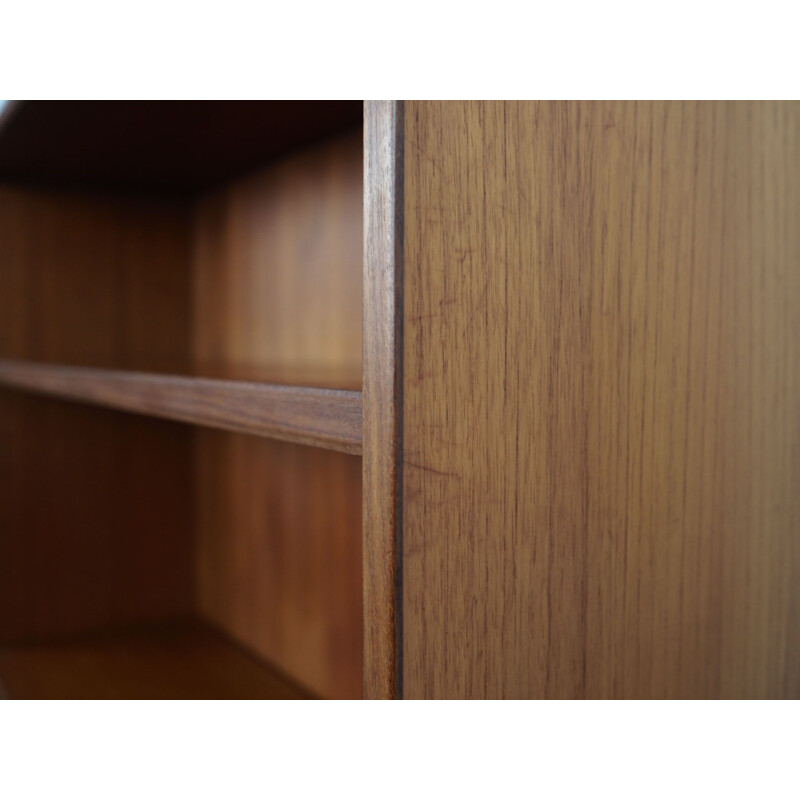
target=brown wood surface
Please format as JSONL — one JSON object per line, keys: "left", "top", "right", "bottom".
{"left": 0, "top": 185, "right": 191, "bottom": 371}
{"left": 192, "top": 131, "right": 364, "bottom": 699}
{"left": 195, "top": 433, "right": 363, "bottom": 699}
{"left": 402, "top": 101, "right": 800, "bottom": 698}
{"left": 0, "top": 185, "right": 194, "bottom": 642}
{"left": 362, "top": 101, "right": 404, "bottom": 699}
{"left": 1, "top": 120, "right": 364, "bottom": 697}
{"left": 192, "top": 130, "right": 363, "bottom": 382}
{"left": 0, "top": 393, "right": 194, "bottom": 643}
{"left": 0, "top": 359, "right": 362, "bottom": 455}
{"left": 0, "top": 620, "right": 310, "bottom": 699}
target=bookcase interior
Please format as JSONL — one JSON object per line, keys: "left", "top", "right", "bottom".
{"left": 0, "top": 101, "right": 364, "bottom": 699}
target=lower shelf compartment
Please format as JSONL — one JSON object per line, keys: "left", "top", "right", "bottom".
{"left": 0, "top": 620, "right": 311, "bottom": 700}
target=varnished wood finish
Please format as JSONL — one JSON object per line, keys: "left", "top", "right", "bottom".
{"left": 362, "top": 101, "right": 403, "bottom": 699}
{"left": 0, "top": 393, "right": 194, "bottom": 643}
{"left": 402, "top": 101, "right": 800, "bottom": 699}
{"left": 0, "top": 101, "right": 362, "bottom": 193}
{"left": 0, "top": 185, "right": 191, "bottom": 370}
{"left": 0, "top": 620, "right": 310, "bottom": 699}
{"left": 192, "top": 131, "right": 364, "bottom": 699}
{"left": 0, "top": 360, "right": 363, "bottom": 455}
{"left": 192, "top": 130, "right": 363, "bottom": 381}
{"left": 195, "top": 434, "right": 363, "bottom": 699}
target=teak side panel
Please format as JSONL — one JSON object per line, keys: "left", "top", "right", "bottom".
{"left": 402, "top": 101, "right": 800, "bottom": 698}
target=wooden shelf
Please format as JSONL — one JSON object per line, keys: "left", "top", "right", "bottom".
{"left": 0, "top": 101, "right": 362, "bottom": 193}
{"left": 0, "top": 621, "right": 310, "bottom": 699}
{"left": 0, "top": 359, "right": 362, "bottom": 455}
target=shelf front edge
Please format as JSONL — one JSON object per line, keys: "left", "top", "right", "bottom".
{"left": 0, "top": 359, "right": 362, "bottom": 455}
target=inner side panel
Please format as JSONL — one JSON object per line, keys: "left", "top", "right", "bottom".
{"left": 191, "top": 130, "right": 364, "bottom": 698}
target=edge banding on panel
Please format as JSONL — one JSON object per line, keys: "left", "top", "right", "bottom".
{"left": 362, "top": 101, "right": 404, "bottom": 699}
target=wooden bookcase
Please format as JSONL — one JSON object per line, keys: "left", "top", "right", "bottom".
{"left": 0, "top": 101, "right": 364, "bottom": 699}
{"left": 1, "top": 101, "right": 798, "bottom": 699}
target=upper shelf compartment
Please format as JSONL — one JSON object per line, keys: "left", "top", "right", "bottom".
{"left": 0, "top": 101, "right": 363, "bottom": 193}
{"left": 0, "top": 102, "right": 364, "bottom": 396}
{"left": 0, "top": 102, "right": 364, "bottom": 390}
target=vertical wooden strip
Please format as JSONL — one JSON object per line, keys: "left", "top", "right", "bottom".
{"left": 363, "top": 101, "right": 404, "bottom": 699}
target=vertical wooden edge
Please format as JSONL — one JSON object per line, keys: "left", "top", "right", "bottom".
{"left": 362, "top": 100, "right": 404, "bottom": 699}
{"left": 394, "top": 101, "right": 405, "bottom": 701}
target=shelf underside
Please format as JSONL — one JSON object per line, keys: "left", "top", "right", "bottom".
{"left": 0, "top": 621, "right": 310, "bottom": 699}
{"left": 0, "top": 359, "right": 362, "bottom": 454}
{"left": 0, "top": 101, "right": 363, "bottom": 193}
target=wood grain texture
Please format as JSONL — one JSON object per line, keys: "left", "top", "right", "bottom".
{"left": 0, "top": 620, "right": 310, "bottom": 699}
{"left": 192, "top": 130, "right": 363, "bottom": 382}
{"left": 192, "top": 131, "right": 364, "bottom": 698}
{"left": 362, "top": 100, "right": 403, "bottom": 699}
{"left": 0, "top": 185, "right": 191, "bottom": 371}
{"left": 195, "top": 433, "right": 363, "bottom": 699}
{"left": 0, "top": 185, "right": 194, "bottom": 642}
{"left": 0, "top": 391, "right": 194, "bottom": 642}
{"left": 402, "top": 101, "right": 800, "bottom": 698}
{"left": 0, "top": 359, "right": 362, "bottom": 454}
